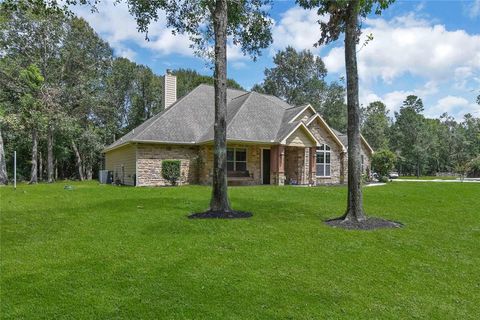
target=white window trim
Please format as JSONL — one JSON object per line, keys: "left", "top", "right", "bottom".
{"left": 316, "top": 144, "right": 331, "bottom": 178}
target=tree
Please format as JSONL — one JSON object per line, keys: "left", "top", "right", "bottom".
{"left": 1, "top": 1, "right": 66, "bottom": 183}
{"left": 322, "top": 81, "right": 347, "bottom": 132}
{"left": 121, "top": 0, "right": 273, "bottom": 216}
{"left": 298, "top": 0, "right": 395, "bottom": 224}
{"left": 0, "top": 125, "right": 7, "bottom": 185}
{"left": 371, "top": 149, "right": 396, "bottom": 177}
{"left": 255, "top": 46, "right": 328, "bottom": 107}
{"left": 252, "top": 46, "right": 347, "bottom": 131}
{"left": 173, "top": 68, "right": 244, "bottom": 99}
{"left": 361, "top": 101, "right": 389, "bottom": 150}
{"left": 18, "top": 64, "right": 46, "bottom": 184}
{"left": 391, "top": 95, "right": 430, "bottom": 177}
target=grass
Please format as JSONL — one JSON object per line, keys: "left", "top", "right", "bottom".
{"left": 1, "top": 182, "right": 479, "bottom": 319}
{"left": 399, "top": 175, "right": 458, "bottom": 180}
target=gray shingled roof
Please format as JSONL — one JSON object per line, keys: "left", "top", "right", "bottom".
{"left": 104, "top": 84, "right": 345, "bottom": 151}
{"left": 331, "top": 128, "right": 348, "bottom": 146}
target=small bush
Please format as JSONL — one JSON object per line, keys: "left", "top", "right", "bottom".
{"left": 467, "top": 156, "right": 480, "bottom": 178}
{"left": 372, "top": 149, "right": 397, "bottom": 177}
{"left": 378, "top": 176, "right": 389, "bottom": 183}
{"left": 162, "top": 160, "right": 181, "bottom": 185}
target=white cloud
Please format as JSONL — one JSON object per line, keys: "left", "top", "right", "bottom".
{"left": 360, "top": 80, "right": 440, "bottom": 115}
{"left": 271, "top": 7, "right": 327, "bottom": 54}
{"left": 115, "top": 47, "right": 137, "bottom": 60}
{"left": 469, "top": 0, "right": 480, "bottom": 18}
{"left": 323, "top": 13, "right": 480, "bottom": 86}
{"left": 73, "top": 1, "right": 194, "bottom": 60}
{"left": 73, "top": 1, "right": 254, "bottom": 63}
{"left": 428, "top": 96, "right": 480, "bottom": 119}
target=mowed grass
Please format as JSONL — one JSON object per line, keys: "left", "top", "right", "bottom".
{"left": 1, "top": 182, "right": 479, "bottom": 319}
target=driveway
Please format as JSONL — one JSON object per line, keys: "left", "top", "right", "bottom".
{"left": 392, "top": 178, "right": 480, "bottom": 183}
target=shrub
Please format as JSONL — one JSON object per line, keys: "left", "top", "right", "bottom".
{"left": 467, "top": 156, "right": 480, "bottom": 178}
{"left": 378, "top": 176, "right": 389, "bottom": 183}
{"left": 162, "top": 160, "right": 181, "bottom": 185}
{"left": 372, "top": 149, "right": 397, "bottom": 177}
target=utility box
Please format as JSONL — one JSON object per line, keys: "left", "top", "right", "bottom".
{"left": 99, "top": 170, "right": 111, "bottom": 184}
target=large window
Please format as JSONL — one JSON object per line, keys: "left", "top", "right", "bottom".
{"left": 227, "top": 148, "right": 247, "bottom": 172}
{"left": 316, "top": 144, "right": 331, "bottom": 177}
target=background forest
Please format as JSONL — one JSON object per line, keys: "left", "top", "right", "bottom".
{"left": 0, "top": 3, "right": 479, "bottom": 184}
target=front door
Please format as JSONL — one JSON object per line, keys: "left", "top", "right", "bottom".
{"left": 262, "top": 149, "right": 271, "bottom": 184}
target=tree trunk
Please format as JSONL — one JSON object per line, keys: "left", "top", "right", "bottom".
{"left": 0, "top": 127, "right": 7, "bottom": 185}
{"left": 47, "top": 125, "right": 54, "bottom": 183}
{"left": 54, "top": 159, "right": 58, "bottom": 181}
{"left": 29, "top": 129, "right": 38, "bottom": 184}
{"left": 86, "top": 162, "right": 93, "bottom": 180}
{"left": 342, "top": 0, "right": 366, "bottom": 222}
{"left": 209, "top": 0, "right": 232, "bottom": 212}
{"left": 71, "top": 140, "right": 85, "bottom": 181}
{"left": 39, "top": 151, "right": 43, "bottom": 182}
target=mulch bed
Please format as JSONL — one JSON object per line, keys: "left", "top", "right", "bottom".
{"left": 188, "top": 210, "right": 253, "bottom": 219}
{"left": 325, "top": 217, "right": 403, "bottom": 230}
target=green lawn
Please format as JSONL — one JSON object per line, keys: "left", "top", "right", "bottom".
{"left": 1, "top": 182, "right": 479, "bottom": 319}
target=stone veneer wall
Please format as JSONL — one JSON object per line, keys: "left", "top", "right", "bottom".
{"left": 285, "top": 147, "right": 310, "bottom": 185}
{"left": 342, "top": 143, "right": 372, "bottom": 180}
{"left": 308, "top": 120, "right": 344, "bottom": 184}
{"left": 136, "top": 144, "right": 199, "bottom": 186}
{"left": 198, "top": 144, "right": 262, "bottom": 185}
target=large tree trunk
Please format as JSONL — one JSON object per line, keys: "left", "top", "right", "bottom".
{"left": 71, "top": 140, "right": 85, "bottom": 181}
{"left": 29, "top": 129, "right": 38, "bottom": 184}
{"left": 0, "top": 127, "right": 7, "bottom": 185}
{"left": 47, "top": 126, "right": 54, "bottom": 183}
{"left": 342, "top": 0, "right": 366, "bottom": 222}
{"left": 209, "top": 0, "right": 232, "bottom": 212}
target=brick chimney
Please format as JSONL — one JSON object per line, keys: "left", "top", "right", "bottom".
{"left": 163, "top": 69, "right": 177, "bottom": 109}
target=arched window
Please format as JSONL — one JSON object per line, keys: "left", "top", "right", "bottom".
{"left": 316, "top": 144, "right": 331, "bottom": 177}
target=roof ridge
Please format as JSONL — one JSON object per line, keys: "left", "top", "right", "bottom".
{"left": 226, "top": 92, "right": 253, "bottom": 128}
{"left": 197, "top": 83, "right": 248, "bottom": 94}
{"left": 229, "top": 91, "right": 251, "bottom": 101}
{"left": 286, "top": 105, "right": 304, "bottom": 110}
{"left": 256, "top": 93, "right": 292, "bottom": 109}
{"left": 109, "top": 84, "right": 206, "bottom": 147}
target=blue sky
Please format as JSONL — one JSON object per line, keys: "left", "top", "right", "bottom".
{"left": 74, "top": 0, "right": 480, "bottom": 120}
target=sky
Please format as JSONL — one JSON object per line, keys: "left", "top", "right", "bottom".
{"left": 72, "top": 0, "right": 480, "bottom": 120}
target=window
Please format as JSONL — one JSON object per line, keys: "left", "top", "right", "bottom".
{"left": 316, "top": 144, "right": 331, "bottom": 177}
{"left": 227, "top": 148, "right": 247, "bottom": 172}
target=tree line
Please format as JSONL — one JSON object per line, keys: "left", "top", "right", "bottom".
{"left": 252, "top": 47, "right": 480, "bottom": 178}
{"left": 0, "top": 3, "right": 242, "bottom": 184}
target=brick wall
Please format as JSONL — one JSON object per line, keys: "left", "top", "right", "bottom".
{"left": 136, "top": 144, "right": 199, "bottom": 186}
{"left": 198, "top": 144, "right": 263, "bottom": 185}
{"left": 308, "top": 121, "right": 344, "bottom": 184}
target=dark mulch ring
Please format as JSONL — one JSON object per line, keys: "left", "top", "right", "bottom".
{"left": 188, "top": 210, "right": 253, "bottom": 219}
{"left": 325, "top": 217, "right": 403, "bottom": 230}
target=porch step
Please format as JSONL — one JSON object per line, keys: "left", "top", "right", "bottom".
{"left": 227, "top": 176, "right": 255, "bottom": 186}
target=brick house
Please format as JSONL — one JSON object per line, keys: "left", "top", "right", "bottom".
{"left": 103, "top": 72, "right": 373, "bottom": 187}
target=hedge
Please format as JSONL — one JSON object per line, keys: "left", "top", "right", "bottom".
{"left": 162, "top": 160, "right": 181, "bottom": 185}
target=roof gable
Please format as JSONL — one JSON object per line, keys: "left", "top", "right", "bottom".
{"left": 289, "top": 104, "right": 316, "bottom": 123}
{"left": 306, "top": 114, "right": 346, "bottom": 152}
{"left": 281, "top": 122, "right": 319, "bottom": 147}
